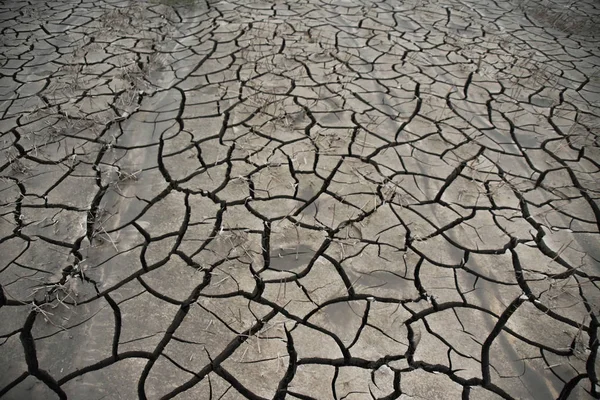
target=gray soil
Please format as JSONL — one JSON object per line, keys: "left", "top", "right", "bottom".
{"left": 1, "top": 0, "right": 600, "bottom": 399}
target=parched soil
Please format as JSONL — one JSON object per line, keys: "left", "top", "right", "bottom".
{"left": 1, "top": 0, "right": 599, "bottom": 399}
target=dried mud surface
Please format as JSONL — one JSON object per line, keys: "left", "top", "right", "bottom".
{"left": 1, "top": 0, "right": 600, "bottom": 399}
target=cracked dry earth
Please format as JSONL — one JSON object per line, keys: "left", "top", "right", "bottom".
{"left": 1, "top": 0, "right": 600, "bottom": 399}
